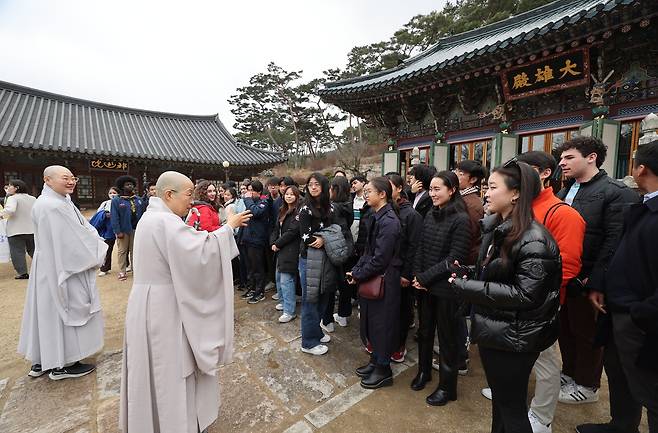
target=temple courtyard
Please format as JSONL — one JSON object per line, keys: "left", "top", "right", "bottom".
{"left": 0, "top": 255, "right": 650, "bottom": 433}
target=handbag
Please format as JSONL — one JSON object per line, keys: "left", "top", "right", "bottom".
{"left": 358, "top": 275, "right": 385, "bottom": 300}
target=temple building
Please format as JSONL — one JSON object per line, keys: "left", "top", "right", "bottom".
{"left": 0, "top": 80, "right": 285, "bottom": 206}
{"left": 320, "top": 0, "right": 658, "bottom": 178}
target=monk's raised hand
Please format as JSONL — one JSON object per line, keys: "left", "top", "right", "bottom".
{"left": 227, "top": 210, "right": 251, "bottom": 229}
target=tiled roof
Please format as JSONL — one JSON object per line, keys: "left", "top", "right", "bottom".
{"left": 0, "top": 80, "right": 286, "bottom": 167}
{"left": 321, "top": 0, "right": 639, "bottom": 96}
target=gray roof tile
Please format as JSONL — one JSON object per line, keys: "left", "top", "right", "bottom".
{"left": 0, "top": 80, "right": 286, "bottom": 167}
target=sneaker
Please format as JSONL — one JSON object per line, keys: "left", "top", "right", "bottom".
{"left": 278, "top": 313, "right": 296, "bottom": 323}
{"left": 560, "top": 372, "right": 575, "bottom": 387}
{"left": 391, "top": 349, "right": 407, "bottom": 363}
{"left": 301, "top": 344, "right": 328, "bottom": 356}
{"left": 247, "top": 292, "right": 265, "bottom": 304}
{"left": 275, "top": 303, "right": 283, "bottom": 311}
{"left": 271, "top": 293, "right": 280, "bottom": 301}
{"left": 48, "top": 362, "right": 95, "bottom": 380}
{"left": 320, "top": 333, "right": 331, "bottom": 343}
{"left": 28, "top": 364, "right": 48, "bottom": 378}
{"left": 240, "top": 289, "right": 254, "bottom": 300}
{"left": 320, "top": 321, "right": 335, "bottom": 333}
{"left": 458, "top": 359, "right": 469, "bottom": 376}
{"left": 431, "top": 358, "right": 440, "bottom": 371}
{"left": 98, "top": 271, "right": 108, "bottom": 276}
{"left": 333, "top": 313, "right": 348, "bottom": 327}
{"left": 126, "top": 265, "right": 132, "bottom": 272}
{"left": 559, "top": 384, "right": 599, "bottom": 405}
{"left": 264, "top": 281, "right": 276, "bottom": 292}
{"left": 15, "top": 273, "right": 29, "bottom": 280}
{"left": 118, "top": 272, "right": 127, "bottom": 281}
{"left": 481, "top": 387, "right": 492, "bottom": 400}
{"left": 365, "top": 342, "right": 373, "bottom": 354}
{"left": 528, "top": 410, "right": 552, "bottom": 433}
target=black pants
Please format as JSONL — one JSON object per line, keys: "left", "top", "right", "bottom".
{"left": 237, "top": 243, "right": 249, "bottom": 286}
{"left": 417, "top": 293, "right": 460, "bottom": 394}
{"left": 397, "top": 286, "right": 415, "bottom": 351}
{"left": 479, "top": 346, "right": 539, "bottom": 433}
{"left": 323, "top": 278, "right": 355, "bottom": 325}
{"left": 456, "top": 314, "right": 469, "bottom": 363}
{"left": 265, "top": 247, "right": 275, "bottom": 284}
{"left": 99, "top": 238, "right": 115, "bottom": 272}
{"left": 604, "top": 313, "right": 658, "bottom": 433}
{"left": 246, "top": 245, "right": 266, "bottom": 294}
{"left": 7, "top": 234, "right": 34, "bottom": 275}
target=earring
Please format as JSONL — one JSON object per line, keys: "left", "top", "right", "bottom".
{"left": 511, "top": 198, "right": 518, "bottom": 205}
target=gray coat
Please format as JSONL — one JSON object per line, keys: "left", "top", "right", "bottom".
{"left": 319, "top": 224, "right": 350, "bottom": 266}
{"left": 305, "top": 246, "right": 338, "bottom": 303}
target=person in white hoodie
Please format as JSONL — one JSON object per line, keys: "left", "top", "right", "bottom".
{"left": 0, "top": 179, "right": 36, "bottom": 279}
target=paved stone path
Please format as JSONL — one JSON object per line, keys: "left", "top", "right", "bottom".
{"left": 0, "top": 259, "right": 650, "bottom": 432}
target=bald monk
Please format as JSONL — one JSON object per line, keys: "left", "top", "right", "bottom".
{"left": 120, "top": 171, "right": 251, "bottom": 433}
{"left": 18, "top": 165, "right": 108, "bottom": 379}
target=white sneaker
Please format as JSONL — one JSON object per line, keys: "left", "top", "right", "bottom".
{"left": 126, "top": 265, "right": 132, "bottom": 272}
{"left": 98, "top": 271, "right": 108, "bottom": 276}
{"left": 481, "top": 387, "right": 492, "bottom": 400}
{"left": 320, "top": 321, "right": 334, "bottom": 333}
{"left": 559, "top": 384, "right": 599, "bottom": 405}
{"left": 320, "top": 333, "right": 331, "bottom": 343}
{"left": 271, "top": 293, "right": 280, "bottom": 301}
{"left": 560, "top": 372, "right": 575, "bottom": 387}
{"left": 301, "top": 344, "right": 328, "bottom": 356}
{"left": 278, "top": 313, "right": 296, "bottom": 323}
{"left": 333, "top": 313, "right": 348, "bottom": 327}
{"left": 275, "top": 303, "right": 283, "bottom": 311}
{"left": 528, "top": 410, "right": 552, "bottom": 433}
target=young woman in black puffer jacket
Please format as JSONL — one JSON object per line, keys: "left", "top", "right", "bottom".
{"left": 451, "top": 160, "right": 561, "bottom": 433}
{"left": 411, "top": 171, "right": 472, "bottom": 406}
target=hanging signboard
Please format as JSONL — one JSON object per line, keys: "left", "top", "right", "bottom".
{"left": 90, "top": 159, "right": 129, "bottom": 171}
{"left": 501, "top": 48, "right": 590, "bottom": 101}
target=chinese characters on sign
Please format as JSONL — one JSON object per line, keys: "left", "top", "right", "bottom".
{"left": 502, "top": 48, "right": 589, "bottom": 101}
{"left": 90, "top": 159, "right": 129, "bottom": 171}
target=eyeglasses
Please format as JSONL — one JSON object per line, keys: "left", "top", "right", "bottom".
{"left": 61, "top": 176, "right": 79, "bottom": 183}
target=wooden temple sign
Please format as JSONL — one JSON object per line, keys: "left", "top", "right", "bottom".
{"left": 501, "top": 48, "right": 590, "bottom": 101}
{"left": 90, "top": 159, "right": 129, "bottom": 171}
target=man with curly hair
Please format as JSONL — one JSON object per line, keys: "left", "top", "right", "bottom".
{"left": 111, "top": 175, "right": 143, "bottom": 281}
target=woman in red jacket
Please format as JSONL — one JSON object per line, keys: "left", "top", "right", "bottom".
{"left": 186, "top": 180, "right": 220, "bottom": 231}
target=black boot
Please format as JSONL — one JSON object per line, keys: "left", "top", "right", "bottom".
{"left": 355, "top": 361, "right": 376, "bottom": 378}
{"left": 360, "top": 365, "right": 393, "bottom": 389}
{"left": 426, "top": 364, "right": 457, "bottom": 406}
{"left": 410, "top": 370, "right": 432, "bottom": 391}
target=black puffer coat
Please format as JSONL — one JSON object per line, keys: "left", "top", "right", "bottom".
{"left": 398, "top": 200, "right": 423, "bottom": 281}
{"left": 454, "top": 215, "right": 561, "bottom": 353}
{"left": 556, "top": 170, "right": 639, "bottom": 291}
{"left": 414, "top": 203, "right": 471, "bottom": 298}
{"left": 270, "top": 210, "right": 300, "bottom": 274}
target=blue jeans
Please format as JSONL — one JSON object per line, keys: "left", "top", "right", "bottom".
{"left": 299, "top": 257, "right": 330, "bottom": 349}
{"left": 276, "top": 270, "right": 296, "bottom": 316}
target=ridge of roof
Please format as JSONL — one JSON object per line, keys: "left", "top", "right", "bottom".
{"left": 0, "top": 80, "right": 218, "bottom": 121}
{"left": 322, "top": 0, "right": 624, "bottom": 93}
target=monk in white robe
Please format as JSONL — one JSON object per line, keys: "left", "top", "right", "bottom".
{"left": 18, "top": 165, "right": 108, "bottom": 379}
{"left": 120, "top": 171, "right": 250, "bottom": 433}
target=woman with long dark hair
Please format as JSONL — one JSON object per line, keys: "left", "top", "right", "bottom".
{"left": 451, "top": 160, "right": 561, "bottom": 433}
{"left": 411, "top": 171, "right": 472, "bottom": 405}
{"left": 386, "top": 173, "right": 423, "bottom": 362}
{"left": 321, "top": 175, "right": 354, "bottom": 332}
{"left": 348, "top": 177, "right": 401, "bottom": 389}
{"left": 186, "top": 180, "right": 220, "bottom": 232}
{"left": 298, "top": 173, "right": 334, "bottom": 356}
{"left": 271, "top": 185, "right": 301, "bottom": 323}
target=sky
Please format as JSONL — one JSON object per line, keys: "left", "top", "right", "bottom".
{"left": 0, "top": 0, "right": 446, "bottom": 133}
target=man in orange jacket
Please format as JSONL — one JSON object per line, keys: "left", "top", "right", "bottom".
{"left": 482, "top": 151, "right": 585, "bottom": 433}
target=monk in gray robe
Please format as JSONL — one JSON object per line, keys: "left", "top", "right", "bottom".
{"left": 120, "top": 171, "right": 251, "bottom": 433}
{"left": 18, "top": 165, "right": 108, "bottom": 380}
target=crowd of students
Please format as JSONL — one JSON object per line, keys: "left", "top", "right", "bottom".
{"left": 220, "top": 136, "right": 656, "bottom": 433}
